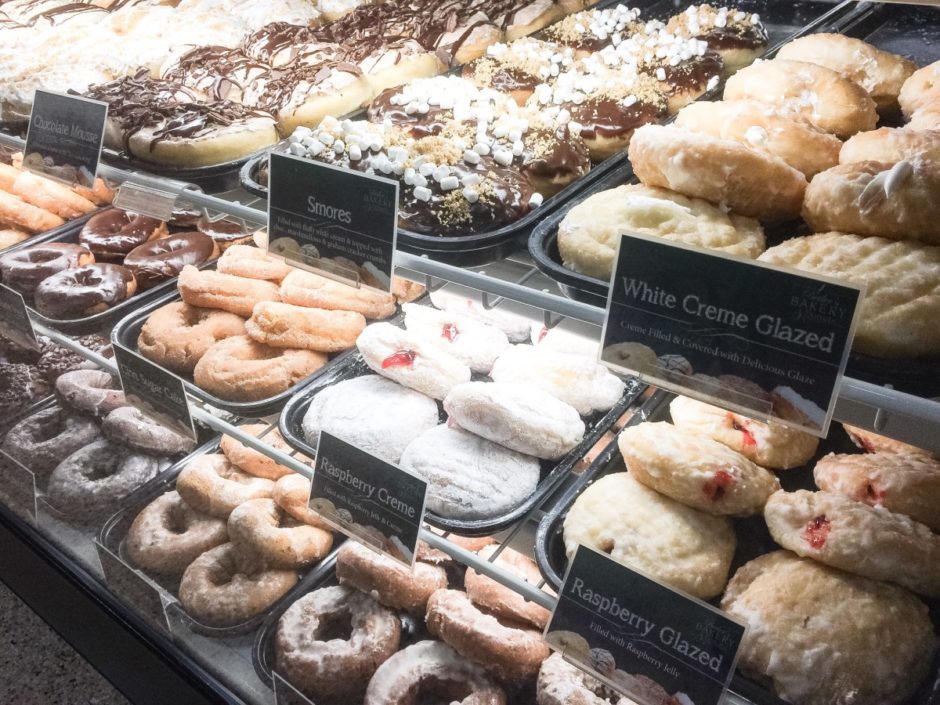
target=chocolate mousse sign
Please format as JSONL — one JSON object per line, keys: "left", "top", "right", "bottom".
{"left": 267, "top": 152, "right": 399, "bottom": 291}
{"left": 24, "top": 89, "right": 107, "bottom": 187}
{"left": 599, "top": 233, "right": 862, "bottom": 436}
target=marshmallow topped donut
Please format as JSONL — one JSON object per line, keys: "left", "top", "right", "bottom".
{"left": 463, "top": 38, "right": 569, "bottom": 105}
{"left": 402, "top": 303, "right": 509, "bottom": 374}
{"left": 666, "top": 4, "right": 768, "bottom": 75}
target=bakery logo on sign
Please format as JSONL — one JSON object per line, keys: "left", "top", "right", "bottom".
{"left": 790, "top": 283, "right": 851, "bottom": 327}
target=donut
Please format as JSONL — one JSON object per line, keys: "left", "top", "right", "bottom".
{"left": 840, "top": 127, "right": 940, "bottom": 165}
{"left": 0, "top": 229, "right": 29, "bottom": 250}
{"left": 402, "top": 303, "right": 509, "bottom": 375}
{"left": 666, "top": 4, "right": 768, "bottom": 74}
{"left": 723, "top": 59, "right": 878, "bottom": 137}
{"left": 429, "top": 290, "right": 531, "bottom": 344}
{"left": 537, "top": 652, "right": 634, "bottom": 705}
{"left": 175, "top": 453, "right": 274, "bottom": 518}
{"left": 273, "top": 474, "right": 330, "bottom": 529}
{"left": 1, "top": 407, "right": 100, "bottom": 478}
{"left": 400, "top": 424, "right": 541, "bottom": 520}
{"left": 219, "top": 424, "right": 300, "bottom": 480}
{"left": 336, "top": 541, "right": 448, "bottom": 613}
{"left": 102, "top": 406, "right": 195, "bottom": 455}
{"left": 10, "top": 171, "right": 98, "bottom": 220}
{"left": 215, "top": 244, "right": 292, "bottom": 282}
{"left": 78, "top": 209, "right": 168, "bottom": 261}
{"left": 196, "top": 219, "right": 254, "bottom": 251}
{"left": 276, "top": 585, "right": 401, "bottom": 703}
{"left": 364, "top": 641, "right": 506, "bottom": 705}
{"left": 47, "top": 439, "right": 171, "bottom": 520}
{"left": 55, "top": 369, "right": 125, "bottom": 416}
{"left": 542, "top": 5, "right": 642, "bottom": 55}
{"left": 125, "top": 490, "right": 228, "bottom": 577}
{"left": 0, "top": 243, "right": 94, "bottom": 296}
{"left": 33, "top": 264, "right": 137, "bottom": 319}
{"left": 35, "top": 334, "right": 112, "bottom": 383}
{"left": 843, "top": 423, "right": 936, "bottom": 458}
{"left": 227, "top": 498, "right": 332, "bottom": 569}
{"left": 530, "top": 325, "right": 599, "bottom": 358}
{"left": 722, "top": 551, "right": 937, "bottom": 705}
{"left": 628, "top": 124, "right": 807, "bottom": 221}
{"left": 464, "top": 545, "right": 551, "bottom": 629}
{"left": 764, "top": 489, "right": 940, "bottom": 598}
{"left": 669, "top": 396, "right": 819, "bottom": 470}
{"left": 443, "top": 381, "right": 584, "bottom": 461}
{"left": 0, "top": 189, "right": 65, "bottom": 233}
{"left": 178, "top": 264, "right": 280, "bottom": 318}
{"left": 246, "top": 301, "right": 366, "bottom": 352}
{"left": 462, "top": 38, "right": 564, "bottom": 105}
{"left": 193, "top": 336, "right": 327, "bottom": 402}
{"left": 177, "top": 543, "right": 297, "bottom": 628}
{"left": 0, "top": 363, "right": 48, "bottom": 417}
{"left": 802, "top": 159, "right": 940, "bottom": 245}
{"left": 900, "top": 59, "right": 940, "bottom": 119}
{"left": 137, "top": 302, "right": 247, "bottom": 375}
{"left": 908, "top": 98, "right": 940, "bottom": 130}
{"left": 280, "top": 269, "right": 396, "bottom": 320}
{"left": 426, "top": 589, "right": 550, "bottom": 682}
{"left": 124, "top": 231, "right": 218, "bottom": 290}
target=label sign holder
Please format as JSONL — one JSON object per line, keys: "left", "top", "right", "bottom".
{"left": 113, "top": 182, "right": 178, "bottom": 221}
{"left": 599, "top": 233, "right": 863, "bottom": 437}
{"left": 309, "top": 431, "right": 427, "bottom": 567}
{"left": 545, "top": 545, "right": 746, "bottom": 705}
{"left": 24, "top": 89, "right": 107, "bottom": 187}
{"left": 113, "top": 343, "right": 197, "bottom": 442}
{"left": 0, "top": 284, "right": 40, "bottom": 351}
{"left": 266, "top": 152, "right": 399, "bottom": 292}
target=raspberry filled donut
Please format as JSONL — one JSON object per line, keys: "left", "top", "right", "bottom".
{"left": 178, "top": 265, "right": 280, "bottom": 318}
{"left": 246, "top": 301, "right": 366, "bottom": 352}
{"left": 55, "top": 369, "right": 126, "bottom": 416}
{"left": 336, "top": 541, "right": 448, "bottom": 613}
{"left": 175, "top": 454, "right": 275, "bottom": 518}
{"left": 843, "top": 423, "right": 935, "bottom": 457}
{"left": 102, "top": 406, "right": 195, "bottom": 455}
{"left": 34, "top": 263, "right": 137, "bottom": 319}
{"left": 138, "top": 302, "right": 247, "bottom": 375}
{"left": 465, "top": 546, "right": 551, "bottom": 629}
{"left": 0, "top": 242, "right": 94, "bottom": 296}
{"left": 219, "top": 424, "right": 300, "bottom": 481}
{"left": 1, "top": 407, "right": 100, "bottom": 478}
{"left": 402, "top": 304, "right": 509, "bottom": 375}
{"left": 227, "top": 498, "right": 332, "bottom": 569}
{"left": 78, "top": 209, "right": 168, "bottom": 261}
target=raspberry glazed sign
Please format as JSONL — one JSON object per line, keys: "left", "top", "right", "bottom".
{"left": 545, "top": 546, "right": 746, "bottom": 705}
{"left": 599, "top": 233, "right": 862, "bottom": 436}
{"left": 24, "top": 89, "right": 107, "bottom": 187}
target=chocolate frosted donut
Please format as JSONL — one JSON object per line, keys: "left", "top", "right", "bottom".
{"left": 1, "top": 407, "right": 100, "bottom": 478}
{"left": 79, "top": 209, "right": 167, "bottom": 260}
{"left": 124, "top": 231, "right": 218, "bottom": 289}
{"left": 33, "top": 263, "right": 136, "bottom": 318}
{"left": 197, "top": 218, "right": 252, "bottom": 251}
{"left": 0, "top": 243, "right": 94, "bottom": 296}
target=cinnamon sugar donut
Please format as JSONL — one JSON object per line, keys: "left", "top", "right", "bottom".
{"left": 215, "top": 244, "right": 292, "bottom": 282}
{"left": 273, "top": 474, "right": 329, "bottom": 528}
{"left": 55, "top": 369, "right": 126, "bottom": 416}
{"left": 0, "top": 190, "right": 64, "bottom": 233}
{"left": 246, "top": 301, "right": 366, "bottom": 352}
{"left": 10, "top": 171, "right": 97, "bottom": 220}
{"left": 1, "top": 407, "right": 100, "bottom": 477}
{"left": 464, "top": 546, "right": 551, "bottom": 629}
{"left": 227, "top": 498, "right": 332, "bottom": 568}
{"left": 280, "top": 269, "right": 396, "bottom": 320}
{"left": 175, "top": 453, "right": 274, "bottom": 518}
{"left": 138, "top": 302, "right": 246, "bottom": 375}
{"left": 102, "top": 406, "right": 195, "bottom": 455}
{"left": 840, "top": 128, "right": 940, "bottom": 165}
{"left": 220, "top": 424, "right": 300, "bottom": 480}
{"left": 79, "top": 209, "right": 167, "bottom": 261}
{"left": 178, "top": 265, "right": 280, "bottom": 318}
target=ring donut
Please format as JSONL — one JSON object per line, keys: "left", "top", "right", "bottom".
{"left": 178, "top": 264, "right": 280, "bottom": 318}
{"left": 124, "top": 231, "right": 219, "bottom": 290}
{"left": 1, "top": 407, "right": 100, "bottom": 477}
{"left": 79, "top": 209, "right": 168, "bottom": 260}
{"left": 227, "top": 498, "right": 332, "bottom": 568}
{"left": 102, "top": 405, "right": 195, "bottom": 455}
{"left": 34, "top": 264, "right": 137, "bottom": 318}
{"left": 55, "top": 369, "right": 126, "bottom": 416}
{"left": 138, "top": 302, "right": 247, "bottom": 375}
{"left": 0, "top": 243, "right": 94, "bottom": 296}
{"left": 246, "top": 301, "right": 366, "bottom": 352}
{"left": 464, "top": 546, "right": 552, "bottom": 629}
{"left": 175, "top": 453, "right": 275, "bottom": 518}
{"left": 220, "top": 424, "right": 303, "bottom": 480}
{"left": 273, "top": 474, "right": 329, "bottom": 528}
{"left": 215, "top": 245, "right": 292, "bottom": 282}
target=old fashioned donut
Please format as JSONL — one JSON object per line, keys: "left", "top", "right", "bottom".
{"left": 628, "top": 124, "right": 807, "bottom": 221}
{"left": 280, "top": 270, "right": 396, "bottom": 320}
{"left": 277, "top": 585, "right": 401, "bottom": 703}
{"left": 227, "top": 498, "right": 332, "bottom": 568}
{"left": 125, "top": 490, "right": 228, "bottom": 576}
{"left": 55, "top": 369, "right": 125, "bottom": 416}
{"left": 840, "top": 128, "right": 940, "bottom": 165}
{"left": 220, "top": 424, "right": 300, "bottom": 480}
{"left": 426, "top": 589, "right": 550, "bottom": 682}
{"left": 0, "top": 189, "right": 65, "bottom": 233}
{"left": 0, "top": 243, "right": 94, "bottom": 295}
{"left": 1, "top": 407, "right": 100, "bottom": 477}
{"left": 537, "top": 652, "right": 634, "bottom": 705}
{"left": 273, "top": 474, "right": 328, "bottom": 529}
{"left": 336, "top": 541, "right": 448, "bottom": 613}
{"left": 178, "top": 265, "right": 280, "bottom": 318}
{"left": 178, "top": 543, "right": 297, "bottom": 627}
{"left": 138, "top": 302, "right": 246, "bottom": 375}
{"left": 193, "top": 336, "right": 327, "bottom": 402}
{"left": 102, "top": 405, "right": 195, "bottom": 455}
{"left": 10, "top": 171, "right": 97, "bottom": 220}
{"left": 764, "top": 489, "right": 940, "bottom": 598}
{"left": 175, "top": 454, "right": 274, "bottom": 518}
{"left": 124, "top": 231, "right": 218, "bottom": 290}
{"left": 465, "top": 546, "right": 551, "bottom": 629}
{"left": 215, "top": 245, "right": 292, "bottom": 282}
{"left": 843, "top": 423, "right": 936, "bottom": 457}
{"left": 34, "top": 264, "right": 137, "bottom": 319}
{"left": 364, "top": 640, "right": 506, "bottom": 705}
{"left": 898, "top": 59, "right": 940, "bottom": 118}
{"left": 246, "top": 301, "right": 366, "bottom": 352}
{"left": 78, "top": 209, "right": 167, "bottom": 261}
{"left": 402, "top": 303, "right": 510, "bottom": 375}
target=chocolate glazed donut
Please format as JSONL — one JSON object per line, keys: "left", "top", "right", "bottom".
{"left": 79, "top": 209, "right": 167, "bottom": 260}
{"left": 34, "top": 263, "right": 137, "bottom": 318}
{"left": 124, "top": 231, "right": 218, "bottom": 289}
{"left": 0, "top": 243, "right": 93, "bottom": 295}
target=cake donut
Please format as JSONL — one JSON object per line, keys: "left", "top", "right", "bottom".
{"left": 669, "top": 396, "right": 819, "bottom": 470}
{"left": 34, "top": 263, "right": 137, "bottom": 318}
{"left": 399, "top": 424, "right": 541, "bottom": 520}
{"left": 842, "top": 423, "right": 936, "bottom": 457}
{"left": 125, "top": 490, "right": 228, "bottom": 577}
{"left": 279, "top": 270, "right": 396, "bottom": 320}
{"left": 78, "top": 209, "right": 168, "bottom": 261}
{"left": 464, "top": 545, "right": 551, "bottom": 629}
{"left": 443, "top": 381, "right": 584, "bottom": 460}
{"left": 178, "top": 543, "right": 297, "bottom": 628}
{"left": 175, "top": 454, "right": 275, "bottom": 518}
{"left": 273, "top": 474, "right": 329, "bottom": 528}
{"left": 0, "top": 407, "right": 100, "bottom": 477}
{"left": 336, "top": 541, "right": 448, "bottom": 613}
{"left": 178, "top": 265, "right": 280, "bottom": 318}
{"left": 246, "top": 301, "right": 366, "bottom": 352}
{"left": 666, "top": 4, "right": 768, "bottom": 74}
{"left": 402, "top": 304, "right": 509, "bottom": 374}
{"left": 138, "top": 302, "right": 247, "bottom": 375}
{"left": 537, "top": 652, "right": 634, "bottom": 705}
{"left": 276, "top": 585, "right": 401, "bottom": 703}
{"left": 102, "top": 406, "right": 195, "bottom": 456}
{"left": 124, "top": 231, "right": 218, "bottom": 290}
{"left": 840, "top": 128, "right": 940, "bottom": 166}
{"left": 227, "top": 498, "right": 332, "bottom": 569}
{"left": 426, "top": 589, "right": 550, "bottom": 682}
{"left": 219, "top": 424, "right": 299, "bottom": 481}
{"left": 215, "top": 244, "right": 292, "bottom": 282}
{"left": 764, "top": 489, "right": 940, "bottom": 598}
{"left": 0, "top": 243, "right": 94, "bottom": 296}
{"left": 363, "top": 641, "right": 506, "bottom": 705}
{"left": 55, "top": 369, "right": 126, "bottom": 416}
{"left": 899, "top": 60, "right": 940, "bottom": 118}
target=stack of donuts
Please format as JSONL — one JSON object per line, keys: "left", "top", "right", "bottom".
{"left": 124, "top": 424, "right": 333, "bottom": 628}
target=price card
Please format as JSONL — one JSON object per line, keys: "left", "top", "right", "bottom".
{"left": 310, "top": 431, "right": 427, "bottom": 567}
{"left": 113, "top": 344, "right": 196, "bottom": 441}
{"left": 0, "top": 284, "right": 39, "bottom": 351}
{"left": 113, "top": 182, "right": 178, "bottom": 221}
{"left": 266, "top": 152, "right": 398, "bottom": 291}
{"left": 545, "top": 546, "right": 746, "bottom": 705}
{"left": 599, "top": 233, "right": 862, "bottom": 436}
{"left": 24, "top": 89, "right": 107, "bottom": 187}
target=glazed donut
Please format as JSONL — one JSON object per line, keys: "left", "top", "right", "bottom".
{"left": 55, "top": 369, "right": 126, "bottom": 416}
{"left": 47, "top": 439, "right": 171, "bottom": 520}
{"left": 629, "top": 124, "right": 807, "bottom": 221}
{"left": 220, "top": 424, "right": 300, "bottom": 480}
{"left": 138, "top": 302, "right": 247, "bottom": 375}
{"left": 102, "top": 405, "right": 195, "bottom": 455}
{"left": 34, "top": 264, "right": 137, "bottom": 319}
{"left": 10, "top": 171, "right": 97, "bottom": 220}
{"left": 124, "top": 231, "right": 218, "bottom": 290}
{"left": 178, "top": 265, "right": 280, "bottom": 318}
{"left": 0, "top": 189, "right": 65, "bottom": 233}
{"left": 196, "top": 219, "right": 254, "bottom": 251}
{"left": 280, "top": 270, "right": 396, "bottom": 320}
{"left": 843, "top": 423, "right": 936, "bottom": 458}
{"left": 178, "top": 543, "right": 297, "bottom": 627}
{"left": 276, "top": 585, "right": 401, "bottom": 703}
{"left": 0, "top": 243, "right": 94, "bottom": 296}
{"left": 227, "top": 498, "right": 332, "bottom": 568}
{"left": 272, "top": 474, "right": 329, "bottom": 529}
{"left": 802, "top": 159, "right": 940, "bottom": 245}
{"left": 175, "top": 454, "right": 275, "bottom": 518}
{"left": 840, "top": 128, "right": 940, "bottom": 166}
{"left": 78, "top": 209, "right": 168, "bottom": 261}
{"left": 764, "top": 489, "right": 940, "bottom": 598}
{"left": 402, "top": 303, "right": 509, "bottom": 374}
{"left": 909, "top": 99, "right": 940, "bottom": 130}
{"left": 898, "top": 59, "right": 940, "bottom": 118}
{"left": 1, "top": 407, "right": 100, "bottom": 477}
{"left": 125, "top": 490, "right": 228, "bottom": 577}
{"left": 215, "top": 245, "right": 292, "bottom": 282}
{"left": 426, "top": 589, "right": 551, "bottom": 682}
{"left": 723, "top": 59, "right": 878, "bottom": 137}
{"left": 364, "top": 641, "right": 506, "bottom": 705}
{"left": 246, "top": 301, "right": 366, "bottom": 353}
{"left": 336, "top": 541, "right": 448, "bottom": 613}
{"left": 193, "top": 336, "right": 327, "bottom": 402}
{"left": 464, "top": 546, "right": 551, "bottom": 629}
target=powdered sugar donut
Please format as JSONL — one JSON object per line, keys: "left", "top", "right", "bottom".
{"left": 175, "top": 454, "right": 274, "bottom": 518}
{"left": 336, "top": 541, "right": 448, "bottom": 613}
{"left": 530, "top": 324, "right": 599, "bottom": 358}
{"left": 429, "top": 289, "right": 531, "bottom": 343}
{"left": 399, "top": 424, "right": 540, "bottom": 520}
{"left": 402, "top": 303, "right": 509, "bottom": 374}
